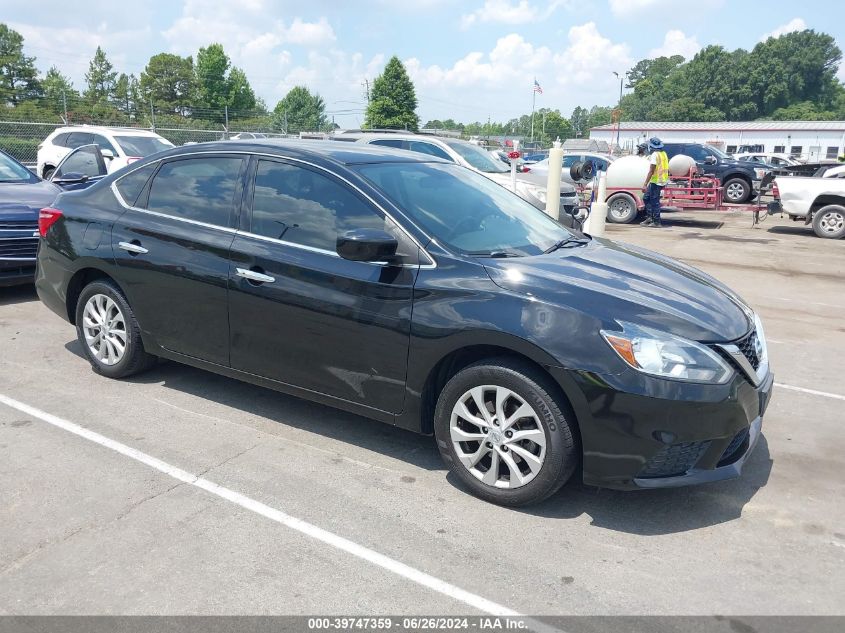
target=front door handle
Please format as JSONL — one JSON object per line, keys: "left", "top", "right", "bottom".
{"left": 235, "top": 267, "right": 275, "bottom": 284}
{"left": 118, "top": 241, "right": 148, "bottom": 255}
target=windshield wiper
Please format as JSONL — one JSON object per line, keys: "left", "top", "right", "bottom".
{"left": 468, "top": 250, "right": 523, "bottom": 258}
{"left": 544, "top": 236, "right": 590, "bottom": 253}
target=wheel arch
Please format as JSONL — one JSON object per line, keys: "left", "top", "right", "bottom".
{"left": 416, "top": 342, "right": 582, "bottom": 453}
{"left": 810, "top": 195, "right": 845, "bottom": 214}
{"left": 65, "top": 267, "right": 125, "bottom": 325}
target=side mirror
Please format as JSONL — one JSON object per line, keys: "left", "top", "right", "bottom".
{"left": 704, "top": 155, "right": 717, "bottom": 165}
{"left": 100, "top": 148, "right": 115, "bottom": 160}
{"left": 337, "top": 229, "right": 398, "bottom": 263}
{"left": 51, "top": 172, "right": 89, "bottom": 185}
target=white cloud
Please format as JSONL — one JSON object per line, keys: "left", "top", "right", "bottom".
{"left": 460, "top": 0, "right": 567, "bottom": 30}
{"left": 552, "top": 22, "right": 632, "bottom": 89}
{"left": 282, "top": 17, "right": 336, "bottom": 46}
{"left": 760, "top": 18, "right": 807, "bottom": 41}
{"left": 649, "top": 30, "right": 701, "bottom": 59}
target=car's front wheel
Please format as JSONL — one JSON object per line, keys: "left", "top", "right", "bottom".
{"left": 722, "top": 177, "right": 751, "bottom": 203}
{"left": 75, "top": 280, "right": 157, "bottom": 379}
{"left": 434, "top": 358, "right": 578, "bottom": 506}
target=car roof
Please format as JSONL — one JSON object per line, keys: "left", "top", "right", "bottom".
{"left": 53, "top": 126, "right": 163, "bottom": 137}
{"left": 344, "top": 133, "right": 470, "bottom": 146}
{"left": 123, "top": 138, "right": 448, "bottom": 167}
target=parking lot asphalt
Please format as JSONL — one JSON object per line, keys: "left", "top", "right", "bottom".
{"left": 1, "top": 209, "right": 844, "bottom": 617}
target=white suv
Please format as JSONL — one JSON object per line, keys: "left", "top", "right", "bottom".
{"left": 37, "top": 126, "right": 174, "bottom": 179}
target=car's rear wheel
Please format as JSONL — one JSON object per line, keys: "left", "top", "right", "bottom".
{"left": 723, "top": 177, "right": 751, "bottom": 203}
{"left": 812, "top": 205, "right": 845, "bottom": 239}
{"left": 434, "top": 358, "right": 578, "bottom": 506}
{"left": 42, "top": 166, "right": 55, "bottom": 180}
{"left": 606, "top": 193, "right": 638, "bottom": 223}
{"left": 75, "top": 280, "right": 156, "bottom": 379}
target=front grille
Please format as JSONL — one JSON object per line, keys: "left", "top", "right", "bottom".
{"left": 718, "top": 427, "right": 750, "bottom": 466}
{"left": 0, "top": 220, "right": 38, "bottom": 232}
{"left": 638, "top": 440, "right": 711, "bottom": 478}
{"left": 734, "top": 330, "right": 761, "bottom": 370}
{"left": 0, "top": 237, "right": 38, "bottom": 259}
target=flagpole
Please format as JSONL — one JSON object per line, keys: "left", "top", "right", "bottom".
{"left": 530, "top": 82, "right": 536, "bottom": 142}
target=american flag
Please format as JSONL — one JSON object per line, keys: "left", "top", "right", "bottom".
{"left": 533, "top": 79, "right": 543, "bottom": 94}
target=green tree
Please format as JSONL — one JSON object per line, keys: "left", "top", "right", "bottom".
{"left": 195, "top": 43, "right": 230, "bottom": 114}
{"left": 0, "top": 23, "right": 41, "bottom": 104}
{"left": 41, "top": 66, "right": 77, "bottom": 115}
{"left": 113, "top": 73, "right": 142, "bottom": 120}
{"left": 84, "top": 46, "right": 117, "bottom": 104}
{"left": 273, "top": 86, "right": 326, "bottom": 133}
{"left": 364, "top": 56, "right": 419, "bottom": 130}
{"left": 140, "top": 53, "right": 194, "bottom": 113}
{"left": 227, "top": 66, "right": 257, "bottom": 115}
{"left": 537, "top": 109, "right": 573, "bottom": 144}
{"left": 569, "top": 106, "right": 590, "bottom": 136}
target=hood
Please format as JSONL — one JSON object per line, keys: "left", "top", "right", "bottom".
{"left": 0, "top": 180, "right": 60, "bottom": 220}
{"left": 483, "top": 238, "right": 751, "bottom": 342}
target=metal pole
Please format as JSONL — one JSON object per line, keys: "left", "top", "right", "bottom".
{"left": 530, "top": 89, "right": 536, "bottom": 142}
{"left": 150, "top": 99, "right": 156, "bottom": 132}
{"left": 62, "top": 90, "right": 68, "bottom": 123}
{"left": 224, "top": 105, "right": 229, "bottom": 139}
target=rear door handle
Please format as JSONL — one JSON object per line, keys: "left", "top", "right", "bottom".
{"left": 118, "top": 241, "right": 148, "bottom": 255}
{"left": 235, "top": 267, "right": 275, "bottom": 284}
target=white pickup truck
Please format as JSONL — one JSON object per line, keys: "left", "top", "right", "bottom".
{"left": 771, "top": 175, "right": 845, "bottom": 239}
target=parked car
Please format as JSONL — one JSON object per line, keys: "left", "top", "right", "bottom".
{"left": 488, "top": 149, "right": 528, "bottom": 172}
{"left": 736, "top": 152, "right": 801, "bottom": 168}
{"left": 0, "top": 145, "right": 104, "bottom": 286}
{"left": 530, "top": 152, "right": 616, "bottom": 185}
{"left": 230, "top": 132, "right": 269, "bottom": 140}
{"left": 522, "top": 152, "right": 548, "bottom": 164}
{"left": 770, "top": 175, "right": 845, "bottom": 239}
{"left": 346, "top": 133, "right": 579, "bottom": 221}
{"left": 663, "top": 143, "right": 771, "bottom": 204}
{"left": 37, "top": 126, "right": 174, "bottom": 179}
{"left": 36, "top": 140, "right": 773, "bottom": 506}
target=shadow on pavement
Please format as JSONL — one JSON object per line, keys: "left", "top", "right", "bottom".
{"left": 0, "top": 284, "right": 38, "bottom": 307}
{"left": 64, "top": 337, "right": 773, "bottom": 534}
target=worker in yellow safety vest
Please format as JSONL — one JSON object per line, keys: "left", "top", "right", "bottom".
{"left": 640, "top": 137, "right": 669, "bottom": 228}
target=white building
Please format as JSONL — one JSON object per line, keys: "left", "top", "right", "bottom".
{"left": 590, "top": 121, "right": 845, "bottom": 162}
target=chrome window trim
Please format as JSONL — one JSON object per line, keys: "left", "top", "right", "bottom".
{"left": 110, "top": 150, "right": 436, "bottom": 268}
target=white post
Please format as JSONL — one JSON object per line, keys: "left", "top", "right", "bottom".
{"left": 511, "top": 139, "right": 519, "bottom": 192}
{"left": 544, "top": 137, "right": 563, "bottom": 220}
{"left": 586, "top": 170, "right": 608, "bottom": 237}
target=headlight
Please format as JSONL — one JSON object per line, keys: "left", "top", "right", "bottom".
{"left": 601, "top": 321, "right": 733, "bottom": 383}
{"left": 754, "top": 312, "right": 768, "bottom": 365}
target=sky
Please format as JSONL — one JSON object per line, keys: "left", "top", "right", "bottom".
{"left": 2, "top": 0, "right": 845, "bottom": 128}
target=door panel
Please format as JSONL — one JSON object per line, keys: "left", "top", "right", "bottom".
{"left": 111, "top": 155, "right": 245, "bottom": 365}
{"left": 227, "top": 158, "right": 418, "bottom": 413}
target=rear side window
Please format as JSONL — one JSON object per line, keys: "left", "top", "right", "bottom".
{"left": 66, "top": 132, "right": 93, "bottom": 149}
{"left": 146, "top": 157, "right": 243, "bottom": 227}
{"left": 408, "top": 141, "right": 452, "bottom": 161}
{"left": 561, "top": 155, "right": 580, "bottom": 168}
{"left": 369, "top": 139, "right": 405, "bottom": 149}
{"left": 115, "top": 163, "right": 157, "bottom": 207}
{"left": 52, "top": 133, "right": 71, "bottom": 147}
{"left": 251, "top": 160, "right": 389, "bottom": 252}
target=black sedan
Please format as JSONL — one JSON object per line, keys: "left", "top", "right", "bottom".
{"left": 35, "top": 140, "right": 773, "bottom": 506}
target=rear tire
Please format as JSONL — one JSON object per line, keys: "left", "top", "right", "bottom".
{"left": 811, "top": 205, "right": 845, "bottom": 239}
{"left": 434, "top": 357, "right": 578, "bottom": 507}
{"left": 42, "top": 166, "right": 55, "bottom": 180}
{"left": 723, "top": 177, "right": 751, "bottom": 204}
{"left": 606, "top": 193, "right": 638, "bottom": 224}
{"left": 75, "top": 280, "right": 157, "bottom": 379}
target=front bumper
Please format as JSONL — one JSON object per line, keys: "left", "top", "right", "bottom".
{"left": 549, "top": 365, "right": 774, "bottom": 490}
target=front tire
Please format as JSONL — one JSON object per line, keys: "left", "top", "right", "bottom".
{"left": 606, "top": 193, "right": 638, "bottom": 223}
{"left": 75, "top": 280, "right": 157, "bottom": 379}
{"left": 723, "top": 177, "right": 751, "bottom": 203}
{"left": 811, "top": 205, "right": 845, "bottom": 239}
{"left": 434, "top": 358, "right": 578, "bottom": 506}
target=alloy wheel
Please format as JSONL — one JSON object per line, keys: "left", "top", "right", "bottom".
{"left": 819, "top": 210, "right": 845, "bottom": 235}
{"left": 82, "top": 293, "right": 127, "bottom": 366}
{"left": 449, "top": 385, "right": 547, "bottom": 489}
{"left": 725, "top": 182, "right": 745, "bottom": 202}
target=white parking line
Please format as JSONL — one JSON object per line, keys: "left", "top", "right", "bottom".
{"left": 774, "top": 383, "right": 845, "bottom": 401}
{"left": 0, "top": 392, "right": 520, "bottom": 618}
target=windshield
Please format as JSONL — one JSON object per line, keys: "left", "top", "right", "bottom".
{"left": 114, "top": 135, "right": 174, "bottom": 157}
{"left": 707, "top": 146, "right": 731, "bottom": 159}
{"left": 0, "top": 152, "right": 36, "bottom": 182}
{"left": 356, "top": 162, "right": 572, "bottom": 256}
{"left": 444, "top": 141, "right": 509, "bottom": 174}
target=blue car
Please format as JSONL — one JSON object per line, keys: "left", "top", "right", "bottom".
{"left": 1, "top": 145, "right": 107, "bottom": 286}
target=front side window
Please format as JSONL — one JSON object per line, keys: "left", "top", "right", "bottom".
{"left": 250, "top": 160, "right": 402, "bottom": 254}
{"left": 54, "top": 145, "right": 106, "bottom": 179}
{"left": 357, "top": 162, "right": 572, "bottom": 256}
{"left": 146, "top": 157, "right": 242, "bottom": 227}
